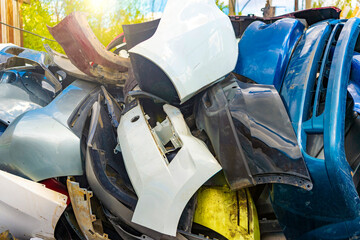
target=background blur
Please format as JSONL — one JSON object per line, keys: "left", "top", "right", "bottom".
{"left": 0, "top": 0, "right": 358, "bottom": 53}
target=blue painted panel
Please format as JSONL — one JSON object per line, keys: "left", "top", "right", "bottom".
{"left": 348, "top": 53, "right": 360, "bottom": 113}
{"left": 233, "top": 18, "right": 304, "bottom": 90}
{"left": 323, "top": 17, "right": 360, "bottom": 218}
{"left": 272, "top": 18, "right": 360, "bottom": 239}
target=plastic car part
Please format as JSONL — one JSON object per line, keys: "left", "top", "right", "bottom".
{"left": 0, "top": 122, "right": 6, "bottom": 137}
{"left": 47, "top": 12, "right": 130, "bottom": 84}
{"left": 193, "top": 186, "right": 260, "bottom": 240}
{"left": 0, "top": 170, "right": 67, "bottom": 239}
{"left": 129, "top": 0, "right": 238, "bottom": 104}
{"left": 0, "top": 45, "right": 62, "bottom": 93}
{"left": 122, "top": 19, "right": 160, "bottom": 50}
{"left": 274, "top": 19, "right": 344, "bottom": 238}
{"left": 67, "top": 179, "right": 110, "bottom": 240}
{"left": 0, "top": 43, "right": 16, "bottom": 51}
{"left": 117, "top": 101, "right": 222, "bottom": 236}
{"left": 0, "top": 80, "right": 97, "bottom": 181}
{"left": 102, "top": 209, "right": 152, "bottom": 240}
{"left": 85, "top": 98, "right": 167, "bottom": 240}
{"left": 323, "top": 17, "right": 360, "bottom": 219}
{"left": 233, "top": 18, "right": 305, "bottom": 90}
{"left": 106, "top": 33, "right": 125, "bottom": 51}
{"left": 230, "top": 7, "right": 341, "bottom": 38}
{"left": 0, "top": 230, "right": 17, "bottom": 240}
{"left": 40, "top": 178, "right": 70, "bottom": 205}
{"left": 196, "top": 75, "right": 312, "bottom": 190}
{"left": 85, "top": 91, "right": 138, "bottom": 210}
{"left": 348, "top": 53, "right": 360, "bottom": 113}
{"left": 0, "top": 68, "right": 55, "bottom": 126}
{"left": 43, "top": 44, "right": 99, "bottom": 83}
{"left": 273, "top": 18, "right": 360, "bottom": 239}
{"left": 84, "top": 93, "right": 202, "bottom": 239}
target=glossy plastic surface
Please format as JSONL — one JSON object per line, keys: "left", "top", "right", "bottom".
{"left": 129, "top": 0, "right": 238, "bottom": 103}
{"left": 0, "top": 80, "right": 97, "bottom": 181}
{"left": 348, "top": 53, "right": 360, "bottom": 113}
{"left": 117, "top": 102, "right": 221, "bottom": 236}
{"left": 0, "top": 69, "right": 55, "bottom": 125}
{"left": 234, "top": 18, "right": 304, "bottom": 90}
{"left": 324, "top": 17, "right": 360, "bottom": 218}
{"left": 122, "top": 19, "right": 160, "bottom": 50}
{"left": 0, "top": 170, "right": 67, "bottom": 239}
{"left": 0, "top": 45, "right": 62, "bottom": 92}
{"left": 273, "top": 19, "right": 360, "bottom": 239}
{"left": 196, "top": 75, "right": 312, "bottom": 190}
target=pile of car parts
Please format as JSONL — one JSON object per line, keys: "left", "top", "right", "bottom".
{"left": 1, "top": 0, "right": 360, "bottom": 239}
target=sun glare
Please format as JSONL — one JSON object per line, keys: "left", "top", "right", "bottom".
{"left": 88, "top": 0, "right": 108, "bottom": 13}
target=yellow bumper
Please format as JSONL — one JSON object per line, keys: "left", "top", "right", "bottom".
{"left": 194, "top": 186, "right": 260, "bottom": 240}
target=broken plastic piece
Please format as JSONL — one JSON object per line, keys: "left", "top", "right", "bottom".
{"left": 117, "top": 102, "right": 222, "bottom": 236}
{"left": 67, "top": 179, "right": 110, "bottom": 240}
{"left": 44, "top": 44, "right": 98, "bottom": 82}
{"left": 48, "top": 12, "right": 130, "bottom": 84}
{"left": 196, "top": 75, "right": 312, "bottom": 190}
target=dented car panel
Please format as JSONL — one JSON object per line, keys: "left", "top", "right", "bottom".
{"left": 48, "top": 12, "right": 130, "bottom": 84}
{"left": 0, "top": 170, "right": 67, "bottom": 240}
{"left": 129, "top": 0, "right": 238, "bottom": 103}
{"left": 0, "top": 80, "right": 97, "bottom": 181}
{"left": 195, "top": 75, "right": 312, "bottom": 190}
{"left": 117, "top": 102, "right": 222, "bottom": 236}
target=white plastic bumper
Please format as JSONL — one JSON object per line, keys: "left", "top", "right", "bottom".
{"left": 0, "top": 170, "right": 67, "bottom": 239}
{"left": 117, "top": 103, "right": 221, "bottom": 236}
{"left": 129, "top": 0, "right": 238, "bottom": 103}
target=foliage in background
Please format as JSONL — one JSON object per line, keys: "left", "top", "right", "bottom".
{"left": 21, "top": 0, "right": 64, "bottom": 53}
{"left": 312, "top": 0, "right": 353, "bottom": 8}
{"left": 215, "top": 0, "right": 229, "bottom": 13}
{"left": 312, "top": 0, "right": 326, "bottom": 8}
{"left": 312, "top": 0, "right": 360, "bottom": 18}
{"left": 21, "top": 0, "right": 146, "bottom": 52}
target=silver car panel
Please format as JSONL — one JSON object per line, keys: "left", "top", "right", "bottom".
{"left": 0, "top": 80, "right": 97, "bottom": 181}
{"left": 0, "top": 45, "right": 62, "bottom": 93}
